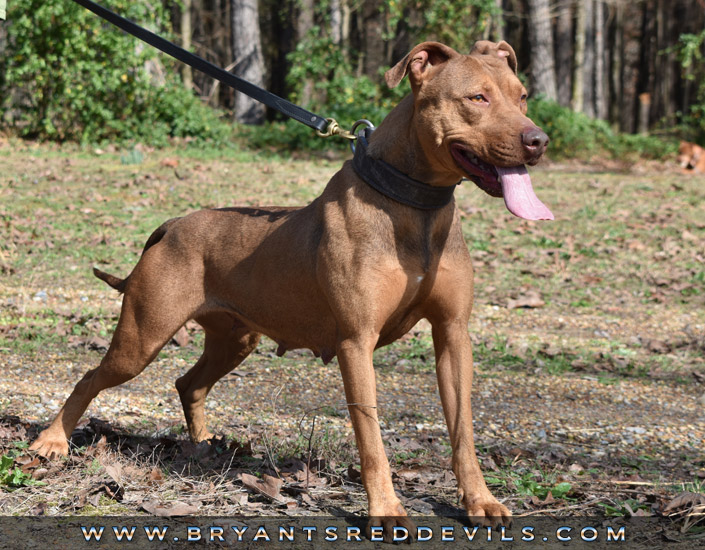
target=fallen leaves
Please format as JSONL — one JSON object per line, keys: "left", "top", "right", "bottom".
{"left": 663, "top": 492, "right": 705, "bottom": 533}
{"left": 240, "top": 472, "right": 286, "bottom": 503}
{"left": 141, "top": 500, "right": 200, "bottom": 517}
{"left": 507, "top": 290, "right": 545, "bottom": 309}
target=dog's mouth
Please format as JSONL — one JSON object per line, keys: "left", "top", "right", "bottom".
{"left": 450, "top": 143, "right": 554, "bottom": 221}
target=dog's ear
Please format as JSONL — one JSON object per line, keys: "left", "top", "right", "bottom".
{"left": 385, "top": 42, "right": 459, "bottom": 89}
{"left": 470, "top": 40, "right": 518, "bottom": 74}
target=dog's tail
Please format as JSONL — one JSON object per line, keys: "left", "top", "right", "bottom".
{"left": 92, "top": 217, "right": 182, "bottom": 295}
{"left": 93, "top": 267, "right": 128, "bottom": 293}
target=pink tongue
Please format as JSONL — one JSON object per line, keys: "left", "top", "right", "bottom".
{"left": 496, "top": 165, "right": 554, "bottom": 220}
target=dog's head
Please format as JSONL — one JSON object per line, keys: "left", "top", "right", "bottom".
{"left": 386, "top": 41, "right": 553, "bottom": 220}
{"left": 677, "top": 140, "right": 703, "bottom": 169}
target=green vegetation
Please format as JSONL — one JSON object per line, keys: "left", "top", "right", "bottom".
{"left": 0, "top": 1, "right": 229, "bottom": 144}
{"left": 527, "top": 97, "right": 678, "bottom": 160}
{"left": 0, "top": 1, "right": 693, "bottom": 160}
{"left": 675, "top": 29, "right": 705, "bottom": 142}
{"left": 0, "top": 446, "right": 45, "bottom": 490}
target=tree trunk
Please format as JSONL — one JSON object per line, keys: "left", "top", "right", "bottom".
{"left": 608, "top": 1, "right": 623, "bottom": 126}
{"left": 490, "top": 0, "right": 505, "bottom": 41}
{"left": 341, "top": 0, "right": 351, "bottom": 58}
{"left": 362, "top": 0, "right": 386, "bottom": 79}
{"left": 181, "top": 0, "right": 193, "bottom": 90}
{"left": 620, "top": 0, "right": 641, "bottom": 132}
{"left": 526, "top": 0, "right": 557, "bottom": 100}
{"left": 594, "top": 0, "right": 606, "bottom": 119}
{"left": 572, "top": 0, "right": 586, "bottom": 112}
{"left": 654, "top": 0, "right": 676, "bottom": 125}
{"left": 331, "top": 0, "right": 342, "bottom": 45}
{"left": 636, "top": 0, "right": 656, "bottom": 130}
{"left": 555, "top": 0, "right": 574, "bottom": 107}
{"left": 267, "top": 0, "right": 295, "bottom": 105}
{"left": 230, "top": 0, "right": 266, "bottom": 124}
{"left": 582, "top": 0, "right": 595, "bottom": 117}
{"left": 296, "top": 0, "right": 315, "bottom": 105}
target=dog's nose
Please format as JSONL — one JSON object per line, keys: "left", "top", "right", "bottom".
{"left": 521, "top": 126, "right": 549, "bottom": 157}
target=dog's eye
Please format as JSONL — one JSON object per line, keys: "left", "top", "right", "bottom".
{"left": 467, "top": 94, "right": 487, "bottom": 103}
{"left": 520, "top": 94, "right": 528, "bottom": 102}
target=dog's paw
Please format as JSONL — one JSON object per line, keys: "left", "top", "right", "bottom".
{"left": 191, "top": 430, "right": 215, "bottom": 444}
{"left": 461, "top": 490, "right": 512, "bottom": 528}
{"left": 29, "top": 433, "right": 69, "bottom": 459}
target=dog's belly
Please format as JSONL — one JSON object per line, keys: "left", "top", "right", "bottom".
{"left": 181, "top": 207, "right": 433, "bottom": 363}
{"left": 206, "top": 287, "right": 425, "bottom": 365}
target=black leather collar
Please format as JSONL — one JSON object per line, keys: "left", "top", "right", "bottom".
{"left": 352, "top": 129, "right": 458, "bottom": 210}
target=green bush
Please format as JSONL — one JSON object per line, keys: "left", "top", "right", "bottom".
{"left": 675, "top": 30, "right": 705, "bottom": 143}
{"left": 528, "top": 96, "right": 676, "bottom": 160}
{"left": 1, "top": 0, "right": 230, "bottom": 144}
{"left": 240, "top": 29, "right": 409, "bottom": 152}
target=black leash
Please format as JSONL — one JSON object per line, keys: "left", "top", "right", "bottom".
{"left": 71, "top": 0, "right": 341, "bottom": 136}
{"left": 71, "top": 0, "right": 458, "bottom": 210}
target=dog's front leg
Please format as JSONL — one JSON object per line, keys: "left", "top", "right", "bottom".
{"left": 337, "top": 336, "right": 416, "bottom": 540}
{"left": 432, "top": 321, "right": 512, "bottom": 526}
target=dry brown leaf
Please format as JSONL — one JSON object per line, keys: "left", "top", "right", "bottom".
{"left": 32, "top": 468, "right": 48, "bottom": 480}
{"left": 664, "top": 492, "right": 705, "bottom": 514}
{"left": 103, "top": 482, "right": 124, "bottom": 501}
{"left": 530, "top": 492, "right": 555, "bottom": 507}
{"left": 507, "top": 290, "right": 545, "bottom": 309}
{"left": 84, "top": 336, "right": 110, "bottom": 351}
{"left": 171, "top": 326, "right": 190, "bottom": 347}
{"left": 396, "top": 468, "right": 421, "bottom": 482}
{"left": 232, "top": 493, "right": 248, "bottom": 506}
{"left": 148, "top": 467, "right": 164, "bottom": 484}
{"left": 663, "top": 492, "right": 705, "bottom": 533}
{"left": 240, "top": 473, "right": 284, "bottom": 502}
{"left": 141, "top": 500, "right": 200, "bottom": 517}
{"left": 346, "top": 465, "right": 361, "bottom": 482}
{"left": 16, "top": 455, "right": 41, "bottom": 473}
{"left": 160, "top": 158, "right": 179, "bottom": 168}
{"left": 103, "top": 462, "right": 123, "bottom": 486}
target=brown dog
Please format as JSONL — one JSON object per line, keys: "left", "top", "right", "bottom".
{"left": 30, "top": 41, "right": 551, "bottom": 531}
{"left": 677, "top": 140, "right": 705, "bottom": 173}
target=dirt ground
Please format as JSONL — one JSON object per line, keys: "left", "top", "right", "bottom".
{"left": 0, "top": 141, "right": 703, "bottom": 544}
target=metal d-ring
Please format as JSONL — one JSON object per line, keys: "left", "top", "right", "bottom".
{"left": 350, "top": 119, "right": 376, "bottom": 153}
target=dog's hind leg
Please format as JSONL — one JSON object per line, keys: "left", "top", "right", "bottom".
{"left": 30, "top": 253, "right": 201, "bottom": 458}
{"left": 175, "top": 315, "right": 261, "bottom": 443}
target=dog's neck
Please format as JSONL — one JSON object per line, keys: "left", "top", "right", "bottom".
{"left": 352, "top": 131, "right": 457, "bottom": 210}
{"left": 367, "top": 95, "right": 461, "bottom": 188}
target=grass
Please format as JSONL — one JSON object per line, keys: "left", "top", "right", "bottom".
{"left": 0, "top": 141, "right": 704, "bottom": 525}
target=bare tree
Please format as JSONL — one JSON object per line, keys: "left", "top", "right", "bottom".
{"left": 594, "top": 0, "right": 606, "bottom": 119}
{"left": 362, "top": 0, "right": 386, "bottom": 78}
{"left": 331, "top": 0, "right": 343, "bottom": 45}
{"left": 571, "top": 0, "right": 586, "bottom": 112}
{"left": 608, "top": 0, "right": 623, "bottom": 125}
{"left": 296, "top": 0, "right": 315, "bottom": 105}
{"left": 526, "top": 0, "right": 558, "bottom": 99}
{"left": 582, "top": 0, "right": 595, "bottom": 117}
{"left": 555, "top": 0, "right": 574, "bottom": 107}
{"left": 231, "top": 0, "right": 266, "bottom": 124}
{"left": 620, "top": 0, "right": 642, "bottom": 132}
{"left": 181, "top": 0, "right": 193, "bottom": 90}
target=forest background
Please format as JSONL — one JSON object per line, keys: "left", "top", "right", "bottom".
{"left": 1, "top": 0, "right": 705, "bottom": 157}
